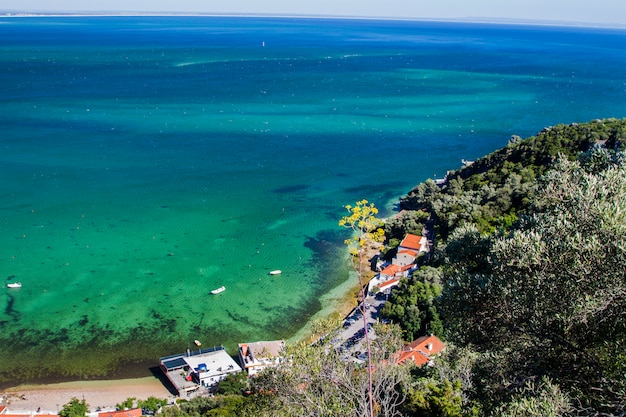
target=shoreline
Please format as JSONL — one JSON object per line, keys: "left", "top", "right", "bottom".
{"left": 0, "top": 377, "right": 173, "bottom": 413}
{"left": 0, "top": 291, "right": 359, "bottom": 412}
{"left": 0, "top": 238, "right": 383, "bottom": 413}
{"left": 289, "top": 240, "right": 381, "bottom": 344}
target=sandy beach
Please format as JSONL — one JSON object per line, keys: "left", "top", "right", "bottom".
{"left": 0, "top": 377, "right": 174, "bottom": 414}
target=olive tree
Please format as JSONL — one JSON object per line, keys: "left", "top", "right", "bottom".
{"left": 441, "top": 158, "right": 626, "bottom": 414}
{"left": 250, "top": 323, "right": 409, "bottom": 417}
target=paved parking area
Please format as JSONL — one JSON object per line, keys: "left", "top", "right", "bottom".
{"left": 334, "top": 292, "right": 388, "bottom": 359}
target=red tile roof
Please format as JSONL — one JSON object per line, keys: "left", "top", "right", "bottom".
{"left": 399, "top": 234, "right": 424, "bottom": 251}
{"left": 98, "top": 409, "right": 142, "bottom": 417}
{"left": 396, "top": 350, "right": 430, "bottom": 366}
{"left": 395, "top": 335, "right": 445, "bottom": 367}
{"left": 381, "top": 264, "right": 400, "bottom": 275}
{"left": 380, "top": 264, "right": 412, "bottom": 276}
{"left": 407, "top": 335, "right": 445, "bottom": 354}
{"left": 378, "top": 278, "right": 399, "bottom": 290}
{"left": 397, "top": 249, "right": 418, "bottom": 258}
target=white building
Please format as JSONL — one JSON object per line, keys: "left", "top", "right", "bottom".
{"left": 392, "top": 233, "right": 427, "bottom": 265}
{"left": 160, "top": 345, "right": 242, "bottom": 394}
{"left": 238, "top": 340, "right": 285, "bottom": 376}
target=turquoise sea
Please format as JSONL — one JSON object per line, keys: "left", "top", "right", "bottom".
{"left": 1, "top": 16, "right": 626, "bottom": 385}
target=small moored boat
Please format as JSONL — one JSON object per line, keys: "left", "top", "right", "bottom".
{"left": 269, "top": 270, "right": 282, "bottom": 275}
{"left": 7, "top": 282, "right": 22, "bottom": 288}
{"left": 211, "top": 285, "right": 226, "bottom": 294}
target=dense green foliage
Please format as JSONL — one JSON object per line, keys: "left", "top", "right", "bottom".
{"left": 59, "top": 397, "right": 89, "bottom": 417}
{"left": 139, "top": 396, "right": 168, "bottom": 412}
{"left": 215, "top": 371, "right": 249, "bottom": 395}
{"left": 160, "top": 395, "right": 248, "bottom": 417}
{"left": 381, "top": 277, "right": 443, "bottom": 341}
{"left": 401, "top": 118, "right": 626, "bottom": 238}
{"left": 116, "top": 395, "right": 167, "bottom": 412}
{"left": 441, "top": 158, "right": 626, "bottom": 413}
{"left": 116, "top": 397, "right": 136, "bottom": 410}
{"left": 388, "top": 118, "right": 626, "bottom": 415}
{"left": 403, "top": 378, "right": 463, "bottom": 417}
{"left": 251, "top": 324, "right": 409, "bottom": 417}
{"left": 384, "top": 210, "right": 429, "bottom": 242}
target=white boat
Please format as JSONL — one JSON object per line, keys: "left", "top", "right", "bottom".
{"left": 269, "top": 270, "right": 282, "bottom": 275}
{"left": 7, "top": 282, "right": 22, "bottom": 288}
{"left": 211, "top": 286, "right": 226, "bottom": 294}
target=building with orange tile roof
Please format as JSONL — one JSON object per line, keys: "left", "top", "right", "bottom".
{"left": 395, "top": 249, "right": 419, "bottom": 266}
{"left": 395, "top": 335, "right": 445, "bottom": 367}
{"left": 398, "top": 233, "right": 427, "bottom": 254}
{"left": 368, "top": 263, "right": 413, "bottom": 295}
{"left": 379, "top": 263, "right": 412, "bottom": 280}
{"left": 98, "top": 408, "right": 142, "bottom": 417}
{"left": 377, "top": 278, "right": 400, "bottom": 292}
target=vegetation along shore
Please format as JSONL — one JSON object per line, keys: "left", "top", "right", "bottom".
{"left": 2, "top": 117, "right": 626, "bottom": 416}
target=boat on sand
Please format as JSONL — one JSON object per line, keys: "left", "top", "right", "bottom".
{"left": 211, "top": 286, "right": 226, "bottom": 294}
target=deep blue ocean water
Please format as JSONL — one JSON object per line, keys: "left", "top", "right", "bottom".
{"left": 1, "top": 16, "right": 626, "bottom": 384}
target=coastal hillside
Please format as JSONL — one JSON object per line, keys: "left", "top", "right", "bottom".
{"left": 400, "top": 118, "right": 626, "bottom": 239}
{"left": 386, "top": 117, "right": 626, "bottom": 415}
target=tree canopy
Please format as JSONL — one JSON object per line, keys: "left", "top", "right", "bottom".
{"left": 441, "top": 157, "right": 626, "bottom": 413}
{"left": 59, "top": 397, "right": 89, "bottom": 417}
{"left": 387, "top": 118, "right": 626, "bottom": 415}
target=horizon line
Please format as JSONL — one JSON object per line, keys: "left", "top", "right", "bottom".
{"left": 2, "top": 10, "right": 626, "bottom": 30}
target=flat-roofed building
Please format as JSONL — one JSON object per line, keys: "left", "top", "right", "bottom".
{"left": 160, "top": 345, "right": 242, "bottom": 395}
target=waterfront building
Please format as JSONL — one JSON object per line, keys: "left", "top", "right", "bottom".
{"left": 159, "top": 346, "right": 241, "bottom": 395}
{"left": 238, "top": 340, "right": 285, "bottom": 376}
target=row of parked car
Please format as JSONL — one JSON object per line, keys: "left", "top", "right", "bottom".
{"left": 341, "top": 322, "right": 374, "bottom": 351}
